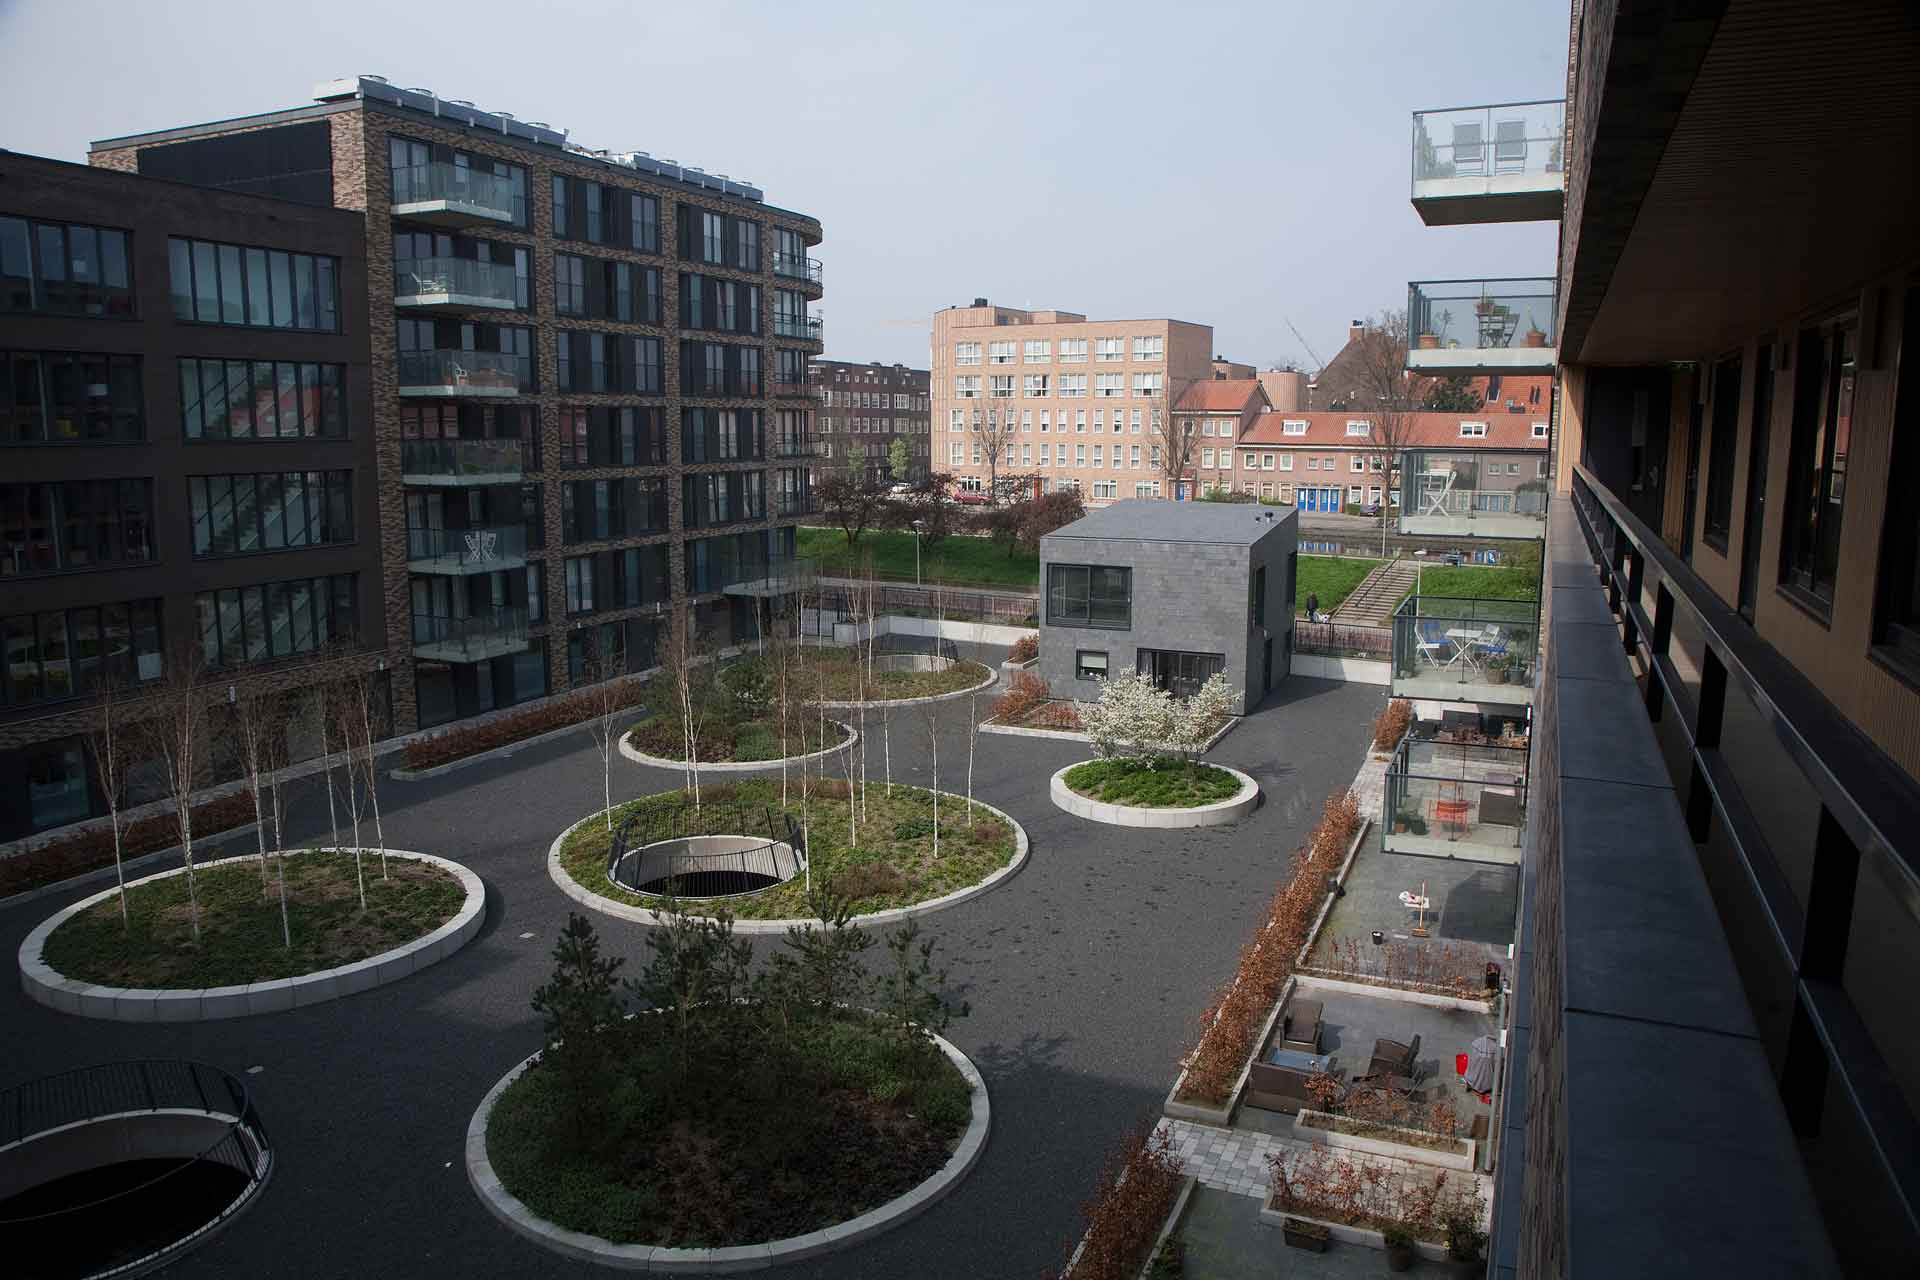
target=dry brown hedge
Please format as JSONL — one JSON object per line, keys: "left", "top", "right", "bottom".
{"left": 1048, "top": 1125, "right": 1184, "bottom": 1280}
{"left": 402, "top": 681, "right": 648, "bottom": 771}
{"left": 0, "top": 790, "right": 257, "bottom": 898}
{"left": 1371, "top": 698, "right": 1413, "bottom": 751}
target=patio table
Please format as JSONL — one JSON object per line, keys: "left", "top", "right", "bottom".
{"left": 1266, "top": 1047, "right": 1333, "bottom": 1074}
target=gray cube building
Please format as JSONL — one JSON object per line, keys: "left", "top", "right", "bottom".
{"left": 1038, "top": 500, "right": 1297, "bottom": 711}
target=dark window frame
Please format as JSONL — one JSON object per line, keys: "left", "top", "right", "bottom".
{"left": 1873, "top": 283, "right": 1920, "bottom": 677}
{"left": 1777, "top": 311, "right": 1858, "bottom": 617}
{"left": 0, "top": 215, "right": 135, "bottom": 319}
{"left": 3, "top": 350, "right": 144, "bottom": 444}
{"left": 1701, "top": 353, "right": 1743, "bottom": 553}
{"left": 168, "top": 236, "right": 339, "bottom": 332}
{"left": 1074, "top": 649, "right": 1109, "bottom": 681}
{"left": 1047, "top": 563, "right": 1132, "bottom": 630}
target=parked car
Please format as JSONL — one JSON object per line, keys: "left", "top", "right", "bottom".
{"left": 952, "top": 490, "right": 989, "bottom": 506}
{"left": 1360, "top": 502, "right": 1383, "bottom": 518}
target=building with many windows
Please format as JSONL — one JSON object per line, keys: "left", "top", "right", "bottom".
{"left": 810, "top": 359, "right": 929, "bottom": 482}
{"left": 931, "top": 299, "right": 1211, "bottom": 503}
{"left": 89, "top": 75, "right": 824, "bottom": 731}
{"left": 0, "top": 150, "right": 378, "bottom": 840}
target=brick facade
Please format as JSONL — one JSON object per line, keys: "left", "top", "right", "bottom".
{"left": 810, "top": 358, "right": 930, "bottom": 481}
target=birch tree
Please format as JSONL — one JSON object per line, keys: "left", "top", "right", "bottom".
{"left": 656, "top": 618, "right": 703, "bottom": 808}
{"left": 344, "top": 667, "right": 389, "bottom": 879}
{"left": 146, "top": 643, "right": 208, "bottom": 941}
{"left": 233, "top": 684, "right": 295, "bottom": 947}
{"left": 965, "top": 690, "right": 980, "bottom": 826}
{"left": 582, "top": 651, "right": 629, "bottom": 832}
{"left": 328, "top": 674, "right": 368, "bottom": 909}
{"left": 922, "top": 702, "right": 941, "bottom": 859}
{"left": 85, "top": 672, "right": 133, "bottom": 928}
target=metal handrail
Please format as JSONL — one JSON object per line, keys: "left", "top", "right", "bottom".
{"left": 605, "top": 802, "right": 805, "bottom": 898}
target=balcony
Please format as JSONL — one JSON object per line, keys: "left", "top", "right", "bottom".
{"left": 772, "top": 252, "right": 824, "bottom": 289}
{"left": 1383, "top": 731, "right": 1529, "bottom": 864}
{"left": 771, "top": 380, "right": 816, "bottom": 400}
{"left": 775, "top": 491, "right": 815, "bottom": 517}
{"left": 390, "top": 162, "right": 517, "bottom": 227}
{"left": 769, "top": 436, "right": 816, "bottom": 459}
{"left": 1400, "top": 452, "right": 1549, "bottom": 538}
{"left": 397, "top": 350, "right": 523, "bottom": 398}
{"left": 1411, "top": 100, "right": 1566, "bottom": 225}
{"left": 400, "top": 438, "right": 524, "bottom": 487}
{"left": 393, "top": 257, "right": 519, "bottom": 311}
{"left": 1407, "top": 278, "right": 1557, "bottom": 374}
{"left": 405, "top": 524, "right": 527, "bottom": 575}
{"left": 718, "top": 554, "right": 818, "bottom": 599}
{"left": 411, "top": 607, "right": 528, "bottom": 663}
{"left": 1390, "top": 594, "right": 1539, "bottom": 706}
{"left": 773, "top": 314, "right": 823, "bottom": 343}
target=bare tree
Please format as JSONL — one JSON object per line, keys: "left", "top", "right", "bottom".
{"left": 1349, "top": 309, "right": 1420, "bottom": 555}
{"left": 345, "top": 667, "right": 389, "bottom": 880}
{"left": 976, "top": 400, "right": 1018, "bottom": 503}
{"left": 922, "top": 702, "right": 941, "bottom": 860}
{"left": 582, "top": 650, "right": 629, "bottom": 832}
{"left": 965, "top": 689, "right": 981, "bottom": 827}
{"left": 1149, "top": 394, "right": 1194, "bottom": 500}
{"left": 85, "top": 671, "right": 134, "bottom": 928}
{"left": 145, "top": 642, "right": 209, "bottom": 941}
{"left": 655, "top": 617, "right": 705, "bottom": 809}
{"left": 327, "top": 674, "right": 369, "bottom": 910}
{"left": 233, "top": 683, "right": 295, "bottom": 948}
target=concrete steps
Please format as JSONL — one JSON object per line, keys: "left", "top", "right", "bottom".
{"left": 1330, "top": 559, "right": 1420, "bottom": 627}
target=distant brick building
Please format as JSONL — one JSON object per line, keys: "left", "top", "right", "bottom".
{"left": 810, "top": 359, "right": 929, "bottom": 482}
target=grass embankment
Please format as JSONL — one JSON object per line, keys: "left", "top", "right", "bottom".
{"left": 558, "top": 779, "right": 1017, "bottom": 921}
{"left": 1294, "top": 556, "right": 1385, "bottom": 617}
{"left": 43, "top": 851, "right": 465, "bottom": 988}
{"left": 1415, "top": 562, "right": 1542, "bottom": 602}
{"left": 797, "top": 527, "right": 1037, "bottom": 589}
{"left": 1062, "top": 760, "right": 1242, "bottom": 808}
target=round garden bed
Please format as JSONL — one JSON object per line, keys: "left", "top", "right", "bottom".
{"left": 619, "top": 717, "right": 856, "bottom": 773}
{"left": 1049, "top": 759, "right": 1260, "bottom": 829}
{"left": 549, "top": 779, "right": 1027, "bottom": 932}
{"left": 467, "top": 1012, "right": 988, "bottom": 1268}
{"left": 802, "top": 647, "right": 996, "bottom": 707}
{"left": 18, "top": 848, "right": 484, "bottom": 1021}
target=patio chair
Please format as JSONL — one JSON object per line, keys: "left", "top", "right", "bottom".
{"left": 1365, "top": 1034, "right": 1422, "bottom": 1082}
{"left": 1452, "top": 121, "right": 1485, "bottom": 175}
{"left": 1416, "top": 620, "right": 1450, "bottom": 669}
{"left": 1493, "top": 119, "right": 1528, "bottom": 172}
{"left": 1281, "top": 997, "right": 1324, "bottom": 1054}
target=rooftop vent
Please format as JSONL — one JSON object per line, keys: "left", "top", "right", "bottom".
{"left": 973, "top": 297, "right": 989, "bottom": 307}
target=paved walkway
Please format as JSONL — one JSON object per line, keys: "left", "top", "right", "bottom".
{"left": 0, "top": 664, "right": 1384, "bottom": 1278}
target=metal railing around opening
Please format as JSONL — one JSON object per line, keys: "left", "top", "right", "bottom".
{"left": 0, "top": 1059, "right": 271, "bottom": 1239}
{"left": 606, "top": 802, "right": 806, "bottom": 899}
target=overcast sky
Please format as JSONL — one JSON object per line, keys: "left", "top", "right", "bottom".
{"left": 0, "top": 0, "right": 1565, "bottom": 370}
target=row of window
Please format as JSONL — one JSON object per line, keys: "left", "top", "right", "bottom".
{"left": 188, "top": 470, "right": 352, "bottom": 558}
{"left": 2, "top": 350, "right": 142, "bottom": 444}
{"left": 682, "top": 471, "right": 766, "bottom": 528}
{"left": 180, "top": 358, "right": 347, "bottom": 440}
{"left": 1, "top": 217, "right": 134, "bottom": 319}
{"left": 0, "top": 480, "right": 154, "bottom": 576}
{"left": 563, "top": 545, "right": 671, "bottom": 616}
{"left": 561, "top": 477, "right": 669, "bottom": 543}
{"left": 819, "top": 389, "right": 928, "bottom": 410}
{"left": 955, "top": 337, "right": 1162, "bottom": 365}
{"left": 559, "top": 405, "right": 666, "bottom": 467}
{"left": 169, "top": 237, "right": 340, "bottom": 332}
{"left": 556, "top": 331, "right": 662, "bottom": 394}
{"left": 952, "top": 407, "right": 1159, "bottom": 434}
{"left": 953, "top": 373, "right": 1163, "bottom": 398}
{"left": 197, "top": 573, "right": 359, "bottom": 670}
{"left": 551, "top": 174, "right": 660, "bottom": 253}
{"left": 1, "top": 598, "right": 163, "bottom": 707}
{"left": 556, "top": 253, "right": 660, "bottom": 323}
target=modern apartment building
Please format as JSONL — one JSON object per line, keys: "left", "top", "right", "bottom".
{"left": 810, "top": 359, "right": 930, "bottom": 482}
{"left": 1407, "top": 3, "right": 1920, "bottom": 1274}
{"left": 931, "top": 300, "right": 1211, "bottom": 503}
{"left": 89, "top": 76, "right": 824, "bottom": 732}
{"left": 0, "top": 151, "right": 379, "bottom": 840}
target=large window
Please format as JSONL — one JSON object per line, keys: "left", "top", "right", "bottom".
{"left": 1701, "top": 354, "right": 1743, "bottom": 552}
{"left": 2, "top": 351, "right": 142, "bottom": 443}
{"left": 1, "top": 480, "right": 154, "bottom": 575}
{"left": 682, "top": 471, "right": 765, "bottom": 528}
{"left": 188, "top": 470, "right": 352, "bottom": 557}
{"left": 551, "top": 176, "right": 656, "bottom": 250}
{"left": 0, "top": 217, "right": 133, "bottom": 318}
{"left": 1875, "top": 286, "right": 1920, "bottom": 670}
{"left": 680, "top": 273, "right": 760, "bottom": 334}
{"left": 679, "top": 208, "right": 761, "bottom": 270}
{"left": 197, "top": 573, "right": 358, "bottom": 669}
{"left": 556, "top": 331, "right": 662, "bottom": 394}
{"left": 678, "top": 342, "right": 762, "bottom": 397}
{"left": 1779, "top": 313, "right": 1857, "bottom": 613}
{"left": 566, "top": 545, "right": 670, "bottom": 615}
{"left": 2, "top": 597, "right": 162, "bottom": 706}
{"left": 1047, "top": 563, "right": 1131, "bottom": 629}
{"left": 562, "top": 477, "right": 669, "bottom": 541}
{"left": 180, "top": 358, "right": 345, "bottom": 440}
{"left": 559, "top": 406, "right": 666, "bottom": 467}
{"left": 683, "top": 408, "right": 764, "bottom": 462}
{"left": 557, "top": 253, "right": 660, "bottom": 323}
{"left": 168, "top": 237, "right": 338, "bottom": 331}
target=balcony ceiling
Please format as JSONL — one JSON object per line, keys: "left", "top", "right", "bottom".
{"left": 1563, "top": 0, "right": 1920, "bottom": 365}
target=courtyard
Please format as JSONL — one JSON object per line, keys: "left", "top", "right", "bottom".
{"left": 0, "top": 653, "right": 1383, "bottom": 1279}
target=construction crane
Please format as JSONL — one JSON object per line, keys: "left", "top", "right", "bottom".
{"left": 1285, "top": 317, "right": 1329, "bottom": 374}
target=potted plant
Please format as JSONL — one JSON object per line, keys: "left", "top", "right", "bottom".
{"left": 1383, "top": 1223, "right": 1417, "bottom": 1272}
{"left": 1522, "top": 312, "right": 1548, "bottom": 348}
{"left": 1406, "top": 814, "right": 1428, "bottom": 837}
{"left": 1485, "top": 654, "right": 1510, "bottom": 685}
{"left": 1417, "top": 331, "right": 1442, "bottom": 350}
{"left": 1443, "top": 1210, "right": 1488, "bottom": 1278}
{"left": 1282, "top": 1217, "right": 1331, "bottom": 1253}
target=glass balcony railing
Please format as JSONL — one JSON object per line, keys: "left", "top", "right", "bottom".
{"left": 1410, "top": 100, "right": 1566, "bottom": 224}
{"left": 405, "top": 524, "right": 528, "bottom": 574}
{"left": 773, "top": 314, "right": 823, "bottom": 342}
{"left": 772, "top": 252, "right": 823, "bottom": 284}
{"left": 710, "top": 553, "right": 819, "bottom": 597}
{"left": 1399, "top": 451, "right": 1550, "bottom": 537}
{"left": 1391, "top": 594, "right": 1540, "bottom": 705}
{"left": 771, "top": 380, "right": 815, "bottom": 399}
{"left": 399, "top": 438, "right": 524, "bottom": 485}
{"left": 410, "top": 607, "right": 528, "bottom": 663}
{"left": 1383, "top": 731, "right": 1529, "bottom": 862}
{"left": 1407, "top": 278, "right": 1557, "bottom": 371}
{"left": 769, "top": 436, "right": 816, "bottom": 459}
{"left": 393, "top": 257, "right": 519, "bottom": 309}
{"left": 397, "top": 349, "right": 524, "bottom": 397}
{"left": 775, "top": 491, "right": 815, "bottom": 517}
{"left": 390, "top": 162, "right": 517, "bottom": 225}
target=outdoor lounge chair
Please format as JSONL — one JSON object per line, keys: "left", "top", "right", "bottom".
{"left": 1281, "top": 997, "right": 1324, "bottom": 1054}
{"left": 1452, "top": 121, "right": 1485, "bottom": 175}
{"left": 1365, "top": 1034, "right": 1421, "bottom": 1082}
{"left": 1493, "top": 119, "right": 1528, "bottom": 172}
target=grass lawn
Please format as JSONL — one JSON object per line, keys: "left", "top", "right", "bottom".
{"left": 797, "top": 527, "right": 1038, "bottom": 590}
{"left": 1063, "top": 759, "right": 1243, "bottom": 808}
{"left": 487, "top": 1005, "right": 970, "bottom": 1246}
{"left": 1295, "top": 555, "right": 1385, "bottom": 616}
{"left": 774, "top": 648, "right": 991, "bottom": 702}
{"left": 42, "top": 852, "right": 465, "bottom": 988}
{"left": 1415, "top": 562, "right": 1542, "bottom": 602}
{"left": 558, "top": 779, "right": 1017, "bottom": 920}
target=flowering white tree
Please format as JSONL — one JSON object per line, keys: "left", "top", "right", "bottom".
{"left": 1082, "top": 670, "right": 1240, "bottom": 764}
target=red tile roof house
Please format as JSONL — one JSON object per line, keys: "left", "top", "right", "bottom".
{"left": 1204, "top": 408, "right": 1551, "bottom": 538}
{"left": 1172, "top": 379, "right": 1270, "bottom": 497}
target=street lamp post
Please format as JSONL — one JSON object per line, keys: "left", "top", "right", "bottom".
{"left": 911, "top": 520, "right": 923, "bottom": 586}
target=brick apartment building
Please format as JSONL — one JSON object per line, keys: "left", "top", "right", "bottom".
{"left": 810, "top": 358, "right": 930, "bottom": 482}
{"left": 88, "top": 75, "right": 824, "bottom": 733}
{"left": 931, "top": 300, "right": 1211, "bottom": 503}
{"left": 0, "top": 151, "right": 380, "bottom": 841}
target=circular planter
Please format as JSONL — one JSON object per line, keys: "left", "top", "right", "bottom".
{"left": 816, "top": 661, "right": 996, "bottom": 710}
{"left": 547, "top": 794, "right": 1030, "bottom": 935}
{"left": 1048, "top": 762, "right": 1260, "bottom": 829}
{"left": 465, "top": 1029, "right": 989, "bottom": 1271}
{"left": 17, "top": 849, "right": 486, "bottom": 1022}
{"left": 618, "top": 721, "right": 857, "bottom": 774}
